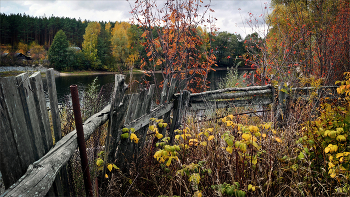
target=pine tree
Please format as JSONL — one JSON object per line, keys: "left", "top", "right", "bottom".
{"left": 48, "top": 30, "right": 69, "bottom": 71}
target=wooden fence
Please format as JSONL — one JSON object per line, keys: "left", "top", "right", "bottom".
{"left": 0, "top": 73, "right": 338, "bottom": 196}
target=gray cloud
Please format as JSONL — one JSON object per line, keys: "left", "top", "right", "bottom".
{"left": 1, "top": 0, "right": 271, "bottom": 37}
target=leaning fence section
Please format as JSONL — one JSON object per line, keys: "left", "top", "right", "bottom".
{"left": 0, "top": 72, "right": 339, "bottom": 196}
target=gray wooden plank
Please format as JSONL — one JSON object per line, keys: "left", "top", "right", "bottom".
{"left": 0, "top": 77, "right": 35, "bottom": 175}
{"left": 123, "top": 102, "right": 174, "bottom": 131}
{"left": 0, "top": 85, "right": 23, "bottom": 189}
{"left": 16, "top": 73, "right": 45, "bottom": 159}
{"left": 169, "top": 90, "right": 190, "bottom": 144}
{"left": 104, "top": 75, "right": 126, "bottom": 168}
{"left": 163, "top": 78, "right": 178, "bottom": 126}
{"left": 133, "top": 89, "right": 147, "bottom": 120}
{"left": 29, "top": 72, "right": 53, "bottom": 153}
{"left": 190, "top": 89, "right": 272, "bottom": 102}
{"left": 188, "top": 85, "right": 272, "bottom": 99}
{"left": 159, "top": 79, "right": 169, "bottom": 105}
{"left": 106, "top": 94, "right": 130, "bottom": 163}
{"left": 124, "top": 93, "right": 139, "bottom": 124}
{"left": 190, "top": 97, "right": 273, "bottom": 111}
{"left": 2, "top": 104, "right": 111, "bottom": 197}
{"left": 46, "top": 68, "right": 61, "bottom": 144}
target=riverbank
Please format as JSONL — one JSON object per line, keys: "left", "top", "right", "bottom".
{"left": 0, "top": 66, "right": 144, "bottom": 77}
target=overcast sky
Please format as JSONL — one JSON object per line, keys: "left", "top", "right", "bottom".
{"left": 1, "top": 0, "right": 272, "bottom": 38}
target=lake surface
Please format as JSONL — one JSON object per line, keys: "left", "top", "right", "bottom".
{"left": 49, "top": 69, "right": 249, "bottom": 105}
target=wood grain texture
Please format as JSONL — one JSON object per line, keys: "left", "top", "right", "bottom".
{"left": 46, "top": 68, "right": 61, "bottom": 143}
{"left": 1, "top": 104, "right": 111, "bottom": 197}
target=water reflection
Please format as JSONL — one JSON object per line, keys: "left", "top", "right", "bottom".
{"left": 49, "top": 69, "right": 239, "bottom": 104}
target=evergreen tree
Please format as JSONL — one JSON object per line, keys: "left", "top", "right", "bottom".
{"left": 48, "top": 30, "right": 69, "bottom": 70}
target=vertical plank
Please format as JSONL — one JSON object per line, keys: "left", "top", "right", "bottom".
{"left": 29, "top": 72, "right": 53, "bottom": 152}
{"left": 133, "top": 89, "right": 147, "bottom": 120}
{"left": 124, "top": 93, "right": 139, "bottom": 123}
{"left": 106, "top": 94, "right": 130, "bottom": 163}
{"left": 163, "top": 78, "right": 178, "bottom": 125}
{"left": 0, "top": 77, "right": 35, "bottom": 177}
{"left": 16, "top": 72, "right": 45, "bottom": 159}
{"left": 137, "top": 85, "right": 155, "bottom": 148}
{"left": 159, "top": 79, "right": 169, "bottom": 105}
{"left": 46, "top": 68, "right": 61, "bottom": 143}
{"left": 104, "top": 75, "right": 127, "bottom": 166}
{"left": 0, "top": 83, "right": 23, "bottom": 189}
{"left": 116, "top": 89, "right": 147, "bottom": 173}
{"left": 46, "top": 69, "right": 65, "bottom": 196}
{"left": 169, "top": 90, "right": 190, "bottom": 144}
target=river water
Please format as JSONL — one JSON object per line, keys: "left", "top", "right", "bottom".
{"left": 50, "top": 69, "right": 236, "bottom": 105}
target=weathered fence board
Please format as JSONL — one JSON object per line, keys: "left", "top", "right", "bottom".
{"left": 0, "top": 86, "right": 23, "bottom": 189}
{"left": 1, "top": 104, "right": 111, "bottom": 197}
{"left": 190, "top": 96, "right": 273, "bottom": 111}
{"left": 29, "top": 72, "right": 53, "bottom": 152}
{"left": 190, "top": 89, "right": 272, "bottom": 102}
{"left": 0, "top": 77, "right": 36, "bottom": 188}
{"left": 189, "top": 85, "right": 272, "bottom": 99}
{"left": 105, "top": 75, "right": 127, "bottom": 165}
{"left": 169, "top": 90, "right": 191, "bottom": 144}
{"left": 47, "top": 68, "right": 61, "bottom": 144}
{"left": 16, "top": 73, "right": 45, "bottom": 159}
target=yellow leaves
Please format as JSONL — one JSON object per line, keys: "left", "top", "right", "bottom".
{"left": 96, "top": 158, "right": 104, "bottom": 167}
{"left": 242, "top": 133, "right": 251, "bottom": 141}
{"left": 226, "top": 146, "right": 233, "bottom": 154}
{"left": 227, "top": 114, "right": 234, "bottom": 120}
{"left": 336, "top": 135, "right": 346, "bottom": 141}
{"left": 189, "top": 139, "right": 199, "bottom": 146}
{"left": 275, "top": 137, "right": 282, "bottom": 143}
{"left": 193, "top": 191, "right": 202, "bottom": 197}
{"left": 226, "top": 121, "right": 234, "bottom": 127}
{"left": 200, "top": 141, "right": 207, "bottom": 146}
{"left": 325, "top": 144, "right": 338, "bottom": 153}
{"left": 248, "top": 126, "right": 259, "bottom": 132}
{"left": 130, "top": 133, "right": 139, "bottom": 143}
{"left": 208, "top": 135, "right": 214, "bottom": 141}
{"left": 105, "top": 174, "right": 109, "bottom": 178}
{"left": 189, "top": 173, "right": 201, "bottom": 185}
{"left": 262, "top": 133, "right": 267, "bottom": 138}
{"left": 155, "top": 133, "right": 163, "bottom": 139}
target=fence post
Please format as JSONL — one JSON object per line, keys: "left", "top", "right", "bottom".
{"left": 276, "top": 83, "right": 289, "bottom": 127}
{"left": 70, "top": 85, "right": 94, "bottom": 197}
{"left": 104, "top": 75, "right": 127, "bottom": 173}
{"left": 169, "top": 90, "right": 191, "bottom": 144}
{"left": 163, "top": 78, "right": 178, "bottom": 130}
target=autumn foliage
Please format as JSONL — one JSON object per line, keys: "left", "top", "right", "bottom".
{"left": 244, "top": 0, "right": 350, "bottom": 86}
{"left": 130, "top": 0, "right": 217, "bottom": 92}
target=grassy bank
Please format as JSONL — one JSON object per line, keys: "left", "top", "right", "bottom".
{"left": 60, "top": 69, "right": 144, "bottom": 76}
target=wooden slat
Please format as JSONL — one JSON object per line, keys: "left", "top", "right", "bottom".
{"left": 160, "top": 79, "right": 169, "bottom": 104}
{"left": 190, "top": 89, "right": 272, "bottom": 102}
{"left": 190, "top": 97, "right": 273, "bottom": 111}
{"left": 124, "top": 93, "right": 139, "bottom": 123}
{"left": 187, "top": 85, "right": 272, "bottom": 99}
{"left": 29, "top": 72, "right": 53, "bottom": 152}
{"left": 169, "top": 90, "right": 191, "bottom": 144}
{"left": 106, "top": 94, "right": 130, "bottom": 163}
{"left": 104, "top": 75, "right": 127, "bottom": 166}
{"left": 163, "top": 78, "right": 178, "bottom": 125}
{"left": 0, "top": 82, "right": 23, "bottom": 189}
{"left": 123, "top": 102, "right": 174, "bottom": 133}
{"left": 2, "top": 104, "right": 111, "bottom": 197}
{"left": 46, "top": 68, "right": 61, "bottom": 143}
{"left": 0, "top": 77, "right": 35, "bottom": 180}
{"left": 16, "top": 73, "right": 45, "bottom": 159}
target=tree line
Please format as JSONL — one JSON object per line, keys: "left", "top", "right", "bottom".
{"left": 0, "top": 12, "right": 258, "bottom": 72}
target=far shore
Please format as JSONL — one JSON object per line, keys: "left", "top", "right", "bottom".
{"left": 1, "top": 66, "right": 255, "bottom": 77}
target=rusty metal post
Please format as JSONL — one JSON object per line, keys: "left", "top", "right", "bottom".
{"left": 70, "top": 85, "right": 94, "bottom": 197}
